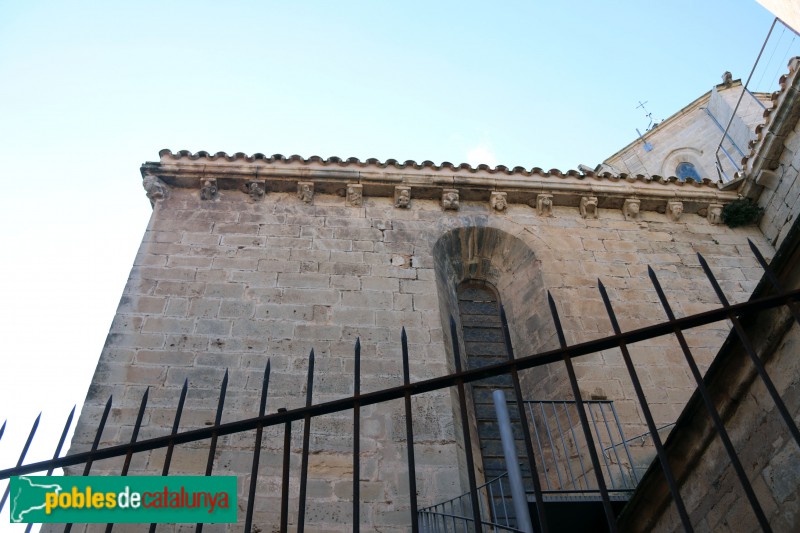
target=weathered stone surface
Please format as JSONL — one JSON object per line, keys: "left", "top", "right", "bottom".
{"left": 62, "top": 142, "right": 799, "bottom": 532}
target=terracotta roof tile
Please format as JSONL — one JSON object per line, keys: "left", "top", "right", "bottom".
{"left": 156, "top": 149, "right": 722, "bottom": 189}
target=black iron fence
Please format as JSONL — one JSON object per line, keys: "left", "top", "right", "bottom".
{"left": 1, "top": 240, "right": 799, "bottom": 532}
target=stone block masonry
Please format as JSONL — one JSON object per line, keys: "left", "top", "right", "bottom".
{"left": 60, "top": 151, "right": 778, "bottom": 533}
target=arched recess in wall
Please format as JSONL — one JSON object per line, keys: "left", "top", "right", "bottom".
{"left": 660, "top": 147, "right": 704, "bottom": 181}
{"left": 432, "top": 222, "right": 557, "bottom": 488}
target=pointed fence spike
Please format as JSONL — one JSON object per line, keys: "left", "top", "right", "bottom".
{"left": 305, "top": 351, "right": 315, "bottom": 407}
{"left": 0, "top": 414, "right": 43, "bottom": 513}
{"left": 298, "top": 350, "right": 316, "bottom": 533}
{"left": 243, "top": 357, "right": 273, "bottom": 533}
{"left": 598, "top": 273, "right": 694, "bottom": 530}
{"left": 447, "top": 314, "right": 479, "bottom": 532}
{"left": 353, "top": 338, "right": 362, "bottom": 533}
{"left": 354, "top": 339, "right": 361, "bottom": 393}
{"left": 697, "top": 252, "right": 732, "bottom": 306}
{"left": 745, "top": 239, "right": 790, "bottom": 303}
{"left": 45, "top": 407, "right": 76, "bottom": 476}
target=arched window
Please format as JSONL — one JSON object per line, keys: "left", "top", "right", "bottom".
{"left": 456, "top": 281, "right": 518, "bottom": 475}
{"left": 675, "top": 162, "right": 702, "bottom": 182}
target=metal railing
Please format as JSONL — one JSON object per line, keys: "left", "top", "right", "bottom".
{"left": 1, "top": 240, "right": 799, "bottom": 532}
{"left": 715, "top": 18, "right": 800, "bottom": 182}
{"left": 418, "top": 398, "right": 637, "bottom": 532}
{"left": 525, "top": 400, "right": 637, "bottom": 498}
{"left": 418, "top": 472, "right": 525, "bottom": 533}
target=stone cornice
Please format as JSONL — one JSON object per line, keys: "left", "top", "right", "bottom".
{"left": 142, "top": 150, "right": 738, "bottom": 217}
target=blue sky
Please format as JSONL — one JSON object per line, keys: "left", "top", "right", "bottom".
{"left": 0, "top": 0, "right": 788, "bottom": 517}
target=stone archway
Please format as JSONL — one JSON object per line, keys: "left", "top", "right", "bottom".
{"left": 432, "top": 223, "right": 557, "bottom": 490}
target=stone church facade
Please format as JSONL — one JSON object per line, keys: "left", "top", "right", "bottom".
{"left": 62, "top": 58, "right": 800, "bottom": 532}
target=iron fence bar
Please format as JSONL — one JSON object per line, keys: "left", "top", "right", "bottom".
{"left": 297, "top": 350, "right": 315, "bottom": 533}
{"left": 598, "top": 281, "right": 693, "bottom": 532}
{"left": 106, "top": 387, "right": 149, "bottom": 533}
{"left": 161, "top": 380, "right": 188, "bottom": 476}
{"left": 562, "top": 401, "right": 588, "bottom": 490}
{"left": 449, "top": 316, "right": 484, "bottom": 532}
{"left": 487, "top": 482, "right": 495, "bottom": 523}
{"left": 64, "top": 396, "right": 112, "bottom": 533}
{"left": 244, "top": 361, "right": 271, "bottom": 533}
{"left": 499, "top": 476, "right": 510, "bottom": 526}
{"left": 279, "top": 407, "right": 290, "bottom": 533}
{"left": 21, "top": 407, "right": 75, "bottom": 533}
{"left": 539, "top": 401, "right": 564, "bottom": 490}
{"left": 499, "top": 305, "right": 549, "bottom": 532}
{"left": 527, "top": 402, "right": 551, "bottom": 491}
{"left": 607, "top": 401, "right": 638, "bottom": 486}
{"left": 551, "top": 402, "right": 578, "bottom": 490}
{"left": 649, "top": 266, "right": 772, "bottom": 530}
{"left": 597, "top": 402, "right": 628, "bottom": 490}
{"left": 698, "top": 252, "right": 800, "bottom": 449}
{"left": 547, "top": 291, "right": 618, "bottom": 532}
{"left": 748, "top": 239, "right": 800, "bottom": 325}
{"left": 196, "top": 369, "right": 228, "bottom": 533}
{"left": 148, "top": 380, "right": 188, "bottom": 533}
{"left": 585, "top": 401, "right": 614, "bottom": 490}
{"left": 402, "top": 328, "right": 420, "bottom": 533}
{"left": 353, "top": 338, "right": 361, "bottom": 533}
{"left": 5, "top": 286, "right": 800, "bottom": 482}
{"left": 0, "top": 413, "right": 40, "bottom": 513}
{"left": 45, "top": 407, "right": 75, "bottom": 478}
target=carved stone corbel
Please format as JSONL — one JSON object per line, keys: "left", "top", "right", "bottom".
{"left": 490, "top": 192, "right": 507, "bottom": 212}
{"left": 297, "top": 182, "right": 314, "bottom": 204}
{"left": 623, "top": 198, "right": 640, "bottom": 220}
{"left": 667, "top": 200, "right": 684, "bottom": 221}
{"left": 200, "top": 178, "right": 218, "bottom": 201}
{"left": 394, "top": 186, "right": 411, "bottom": 208}
{"left": 442, "top": 189, "right": 460, "bottom": 210}
{"left": 580, "top": 196, "right": 598, "bottom": 219}
{"left": 142, "top": 175, "right": 169, "bottom": 205}
{"left": 707, "top": 203, "right": 724, "bottom": 225}
{"left": 346, "top": 184, "right": 363, "bottom": 207}
{"left": 245, "top": 180, "right": 265, "bottom": 201}
{"left": 536, "top": 194, "right": 553, "bottom": 217}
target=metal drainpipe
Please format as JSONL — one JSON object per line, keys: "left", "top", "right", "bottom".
{"left": 493, "top": 390, "right": 534, "bottom": 533}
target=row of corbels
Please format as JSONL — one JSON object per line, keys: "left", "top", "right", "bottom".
{"left": 143, "top": 176, "right": 724, "bottom": 224}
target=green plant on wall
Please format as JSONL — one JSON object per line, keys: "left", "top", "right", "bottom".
{"left": 722, "top": 198, "right": 764, "bottom": 228}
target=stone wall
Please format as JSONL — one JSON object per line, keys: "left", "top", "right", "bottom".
{"left": 64, "top": 170, "right": 773, "bottom": 531}
{"left": 601, "top": 82, "right": 769, "bottom": 182}
{"left": 756, "top": 101, "right": 800, "bottom": 249}
{"left": 619, "top": 213, "right": 800, "bottom": 533}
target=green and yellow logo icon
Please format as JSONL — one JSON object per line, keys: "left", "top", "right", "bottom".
{"left": 10, "top": 476, "right": 237, "bottom": 524}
